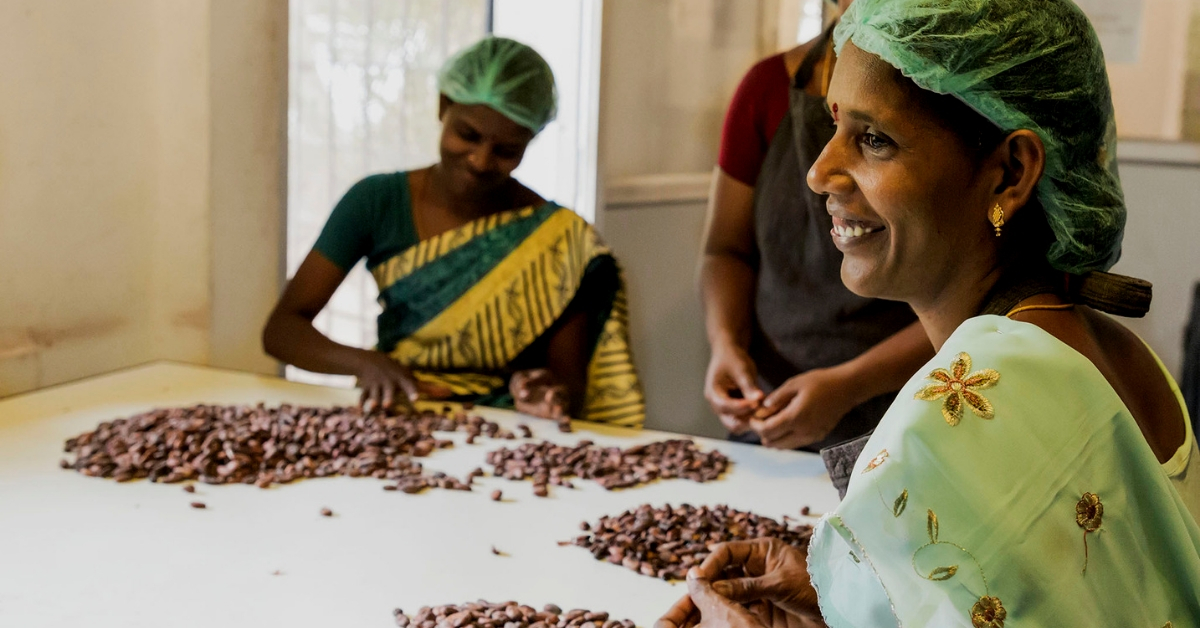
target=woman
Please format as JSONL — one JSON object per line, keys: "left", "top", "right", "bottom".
{"left": 660, "top": 0, "right": 1200, "bottom": 625}
{"left": 701, "top": 0, "right": 932, "bottom": 466}
{"left": 263, "top": 37, "right": 644, "bottom": 427}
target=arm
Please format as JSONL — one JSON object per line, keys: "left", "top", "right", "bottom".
{"left": 701, "top": 167, "right": 766, "bottom": 430}
{"left": 262, "top": 250, "right": 366, "bottom": 376}
{"left": 262, "top": 250, "right": 435, "bottom": 410}
{"left": 752, "top": 320, "right": 934, "bottom": 449}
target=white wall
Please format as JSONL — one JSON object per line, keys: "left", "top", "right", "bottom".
{"left": 603, "top": 195, "right": 719, "bottom": 438}
{"left": 0, "top": 0, "right": 287, "bottom": 397}
{"left": 600, "top": 0, "right": 764, "bottom": 180}
{"left": 1111, "top": 144, "right": 1200, "bottom": 378}
{"left": 597, "top": 0, "right": 765, "bottom": 436}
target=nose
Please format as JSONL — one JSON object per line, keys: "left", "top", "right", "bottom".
{"left": 467, "top": 145, "right": 497, "bottom": 173}
{"left": 807, "top": 137, "right": 855, "bottom": 197}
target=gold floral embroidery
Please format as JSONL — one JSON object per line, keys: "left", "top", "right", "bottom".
{"left": 1076, "top": 492, "right": 1103, "bottom": 573}
{"left": 1076, "top": 492, "right": 1103, "bottom": 531}
{"left": 863, "top": 449, "right": 889, "bottom": 473}
{"left": 915, "top": 352, "right": 1000, "bottom": 426}
{"left": 893, "top": 489, "right": 908, "bottom": 517}
{"left": 970, "top": 596, "right": 1007, "bottom": 628}
{"left": 912, "top": 508, "right": 1001, "bottom": 626}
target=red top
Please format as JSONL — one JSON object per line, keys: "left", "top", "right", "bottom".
{"left": 718, "top": 53, "right": 792, "bottom": 186}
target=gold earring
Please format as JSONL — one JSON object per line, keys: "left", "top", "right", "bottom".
{"left": 990, "top": 204, "right": 1005, "bottom": 237}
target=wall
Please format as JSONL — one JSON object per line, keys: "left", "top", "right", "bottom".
{"left": 0, "top": 0, "right": 287, "bottom": 397}
{"left": 598, "top": 0, "right": 766, "bottom": 436}
{"left": 1111, "top": 144, "right": 1200, "bottom": 378}
{"left": 600, "top": 0, "right": 764, "bottom": 180}
{"left": 1185, "top": 0, "right": 1200, "bottom": 139}
{"left": 603, "top": 193, "right": 719, "bottom": 438}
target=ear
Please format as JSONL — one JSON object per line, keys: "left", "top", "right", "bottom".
{"left": 438, "top": 94, "right": 452, "bottom": 121}
{"left": 992, "top": 130, "right": 1045, "bottom": 221}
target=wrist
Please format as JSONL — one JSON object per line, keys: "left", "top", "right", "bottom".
{"left": 824, "top": 361, "right": 875, "bottom": 408}
{"left": 345, "top": 348, "right": 383, "bottom": 376}
{"left": 709, "top": 333, "right": 747, "bottom": 356}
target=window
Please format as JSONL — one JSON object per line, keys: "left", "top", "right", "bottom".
{"left": 286, "top": 0, "right": 600, "bottom": 387}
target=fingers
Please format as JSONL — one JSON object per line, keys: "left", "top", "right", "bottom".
{"left": 751, "top": 395, "right": 805, "bottom": 446}
{"left": 361, "top": 384, "right": 382, "bottom": 414}
{"left": 731, "top": 366, "right": 763, "bottom": 405}
{"left": 417, "top": 381, "right": 454, "bottom": 400}
{"left": 686, "top": 570, "right": 761, "bottom": 627}
{"left": 709, "top": 393, "right": 759, "bottom": 418}
{"left": 718, "top": 413, "right": 753, "bottom": 436}
{"left": 395, "top": 373, "right": 421, "bottom": 403}
{"left": 710, "top": 576, "right": 773, "bottom": 604}
{"left": 698, "top": 540, "right": 760, "bottom": 578}
{"left": 380, "top": 383, "right": 395, "bottom": 412}
{"left": 757, "top": 385, "right": 799, "bottom": 419}
{"left": 655, "top": 594, "right": 698, "bottom": 628}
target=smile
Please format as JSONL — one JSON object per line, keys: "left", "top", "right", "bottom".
{"left": 830, "top": 216, "right": 885, "bottom": 241}
{"left": 832, "top": 224, "right": 880, "bottom": 238}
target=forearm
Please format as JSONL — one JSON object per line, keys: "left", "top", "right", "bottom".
{"left": 830, "top": 321, "right": 934, "bottom": 405}
{"left": 262, "top": 312, "right": 374, "bottom": 377}
{"left": 701, "top": 253, "right": 758, "bottom": 351}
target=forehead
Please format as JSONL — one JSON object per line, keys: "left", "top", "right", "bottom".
{"left": 827, "top": 42, "right": 912, "bottom": 118}
{"left": 448, "top": 102, "right": 534, "bottom": 143}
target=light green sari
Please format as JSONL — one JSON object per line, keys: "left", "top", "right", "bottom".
{"left": 808, "top": 315, "right": 1200, "bottom": 627}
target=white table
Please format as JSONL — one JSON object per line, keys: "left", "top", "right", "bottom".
{"left": 0, "top": 362, "right": 839, "bottom": 628}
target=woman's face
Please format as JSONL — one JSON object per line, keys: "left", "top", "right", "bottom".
{"left": 807, "top": 43, "right": 999, "bottom": 308}
{"left": 438, "top": 97, "right": 534, "bottom": 196}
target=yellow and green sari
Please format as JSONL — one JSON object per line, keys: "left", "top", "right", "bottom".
{"left": 369, "top": 203, "right": 645, "bottom": 428}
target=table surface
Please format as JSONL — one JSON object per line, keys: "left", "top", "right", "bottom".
{"left": 0, "top": 362, "right": 839, "bottom": 628}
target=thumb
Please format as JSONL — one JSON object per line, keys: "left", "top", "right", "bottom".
{"left": 685, "top": 570, "right": 724, "bottom": 608}
{"left": 732, "top": 365, "right": 762, "bottom": 403}
{"left": 711, "top": 576, "right": 773, "bottom": 603}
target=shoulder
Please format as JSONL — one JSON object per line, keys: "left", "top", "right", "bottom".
{"left": 742, "top": 52, "right": 789, "bottom": 83}
{"left": 731, "top": 53, "right": 789, "bottom": 102}
{"left": 344, "top": 171, "right": 408, "bottom": 198}
{"left": 510, "top": 179, "right": 546, "bottom": 208}
{"left": 874, "top": 315, "right": 1123, "bottom": 455}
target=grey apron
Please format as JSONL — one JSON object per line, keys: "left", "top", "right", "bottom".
{"left": 742, "top": 33, "right": 916, "bottom": 462}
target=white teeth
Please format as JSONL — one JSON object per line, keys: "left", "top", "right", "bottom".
{"left": 835, "top": 224, "right": 878, "bottom": 238}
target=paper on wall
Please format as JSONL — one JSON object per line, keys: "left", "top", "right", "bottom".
{"left": 1075, "top": 0, "right": 1145, "bottom": 64}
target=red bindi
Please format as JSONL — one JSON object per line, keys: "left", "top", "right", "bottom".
{"left": 830, "top": 103, "right": 839, "bottom": 122}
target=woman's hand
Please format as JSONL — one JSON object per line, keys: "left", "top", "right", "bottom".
{"left": 510, "top": 369, "right": 570, "bottom": 420}
{"left": 354, "top": 352, "right": 450, "bottom": 413}
{"left": 749, "top": 367, "right": 858, "bottom": 449}
{"left": 705, "top": 343, "right": 765, "bottom": 435}
{"left": 655, "top": 569, "right": 823, "bottom": 628}
{"left": 695, "top": 538, "right": 822, "bottom": 621}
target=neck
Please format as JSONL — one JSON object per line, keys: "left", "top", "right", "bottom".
{"left": 426, "top": 163, "right": 508, "bottom": 219}
{"left": 910, "top": 263, "right": 1005, "bottom": 351}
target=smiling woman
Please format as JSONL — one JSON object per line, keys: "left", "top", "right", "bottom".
{"left": 264, "top": 37, "right": 645, "bottom": 428}
{"left": 658, "top": 0, "right": 1200, "bottom": 626}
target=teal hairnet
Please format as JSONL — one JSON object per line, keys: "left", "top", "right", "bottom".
{"left": 437, "top": 36, "right": 557, "bottom": 134}
{"left": 834, "top": 0, "right": 1125, "bottom": 273}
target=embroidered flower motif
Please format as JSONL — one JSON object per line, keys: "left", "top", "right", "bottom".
{"left": 1076, "top": 492, "right": 1103, "bottom": 573}
{"left": 1076, "top": 492, "right": 1103, "bottom": 531}
{"left": 970, "top": 596, "right": 1007, "bottom": 628}
{"left": 863, "top": 449, "right": 889, "bottom": 473}
{"left": 915, "top": 353, "right": 1000, "bottom": 426}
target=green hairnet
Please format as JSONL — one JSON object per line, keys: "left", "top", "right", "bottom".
{"left": 437, "top": 36, "right": 557, "bottom": 134}
{"left": 834, "top": 0, "right": 1125, "bottom": 273}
